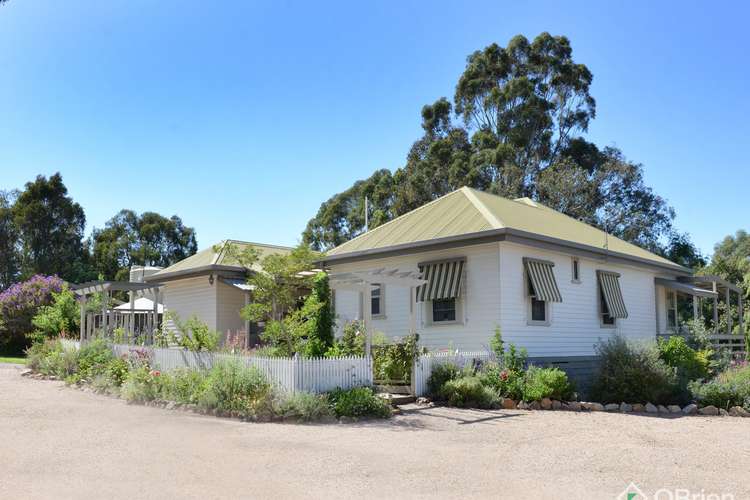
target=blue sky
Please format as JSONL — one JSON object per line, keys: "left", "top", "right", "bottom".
{"left": 1, "top": 0, "right": 747, "bottom": 257}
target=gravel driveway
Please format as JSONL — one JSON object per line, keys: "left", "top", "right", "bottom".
{"left": 1, "top": 362, "right": 748, "bottom": 500}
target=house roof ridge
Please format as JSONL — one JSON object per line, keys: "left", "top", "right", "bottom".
{"left": 460, "top": 186, "right": 504, "bottom": 229}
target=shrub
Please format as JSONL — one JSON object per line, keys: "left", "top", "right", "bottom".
{"left": 25, "top": 338, "right": 63, "bottom": 372}
{"left": 590, "top": 336, "right": 680, "bottom": 405}
{"left": 479, "top": 362, "right": 524, "bottom": 400}
{"left": 29, "top": 286, "right": 79, "bottom": 345}
{"left": 0, "top": 275, "right": 64, "bottom": 353}
{"left": 275, "top": 392, "right": 333, "bottom": 421}
{"left": 426, "top": 362, "right": 461, "bottom": 400}
{"left": 657, "top": 336, "right": 710, "bottom": 381}
{"left": 74, "top": 339, "right": 114, "bottom": 382}
{"left": 373, "top": 334, "right": 419, "bottom": 383}
{"left": 689, "top": 364, "right": 750, "bottom": 410}
{"left": 441, "top": 376, "right": 500, "bottom": 409}
{"left": 325, "top": 321, "right": 365, "bottom": 357}
{"left": 105, "top": 357, "right": 129, "bottom": 387}
{"left": 521, "top": 366, "right": 574, "bottom": 402}
{"left": 121, "top": 366, "right": 167, "bottom": 403}
{"left": 168, "top": 313, "right": 220, "bottom": 352}
{"left": 165, "top": 368, "right": 208, "bottom": 405}
{"left": 327, "top": 387, "right": 391, "bottom": 418}
{"left": 198, "top": 361, "right": 273, "bottom": 417}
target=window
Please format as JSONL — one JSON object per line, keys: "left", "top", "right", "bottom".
{"left": 526, "top": 276, "right": 549, "bottom": 325}
{"left": 599, "top": 285, "right": 616, "bottom": 327}
{"left": 432, "top": 298, "right": 456, "bottom": 322}
{"left": 571, "top": 257, "right": 581, "bottom": 283}
{"left": 371, "top": 284, "right": 384, "bottom": 317}
{"left": 666, "top": 290, "right": 677, "bottom": 330}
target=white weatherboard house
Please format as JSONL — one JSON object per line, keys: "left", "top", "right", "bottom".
{"left": 321, "top": 187, "right": 744, "bottom": 383}
{"left": 144, "top": 240, "right": 291, "bottom": 342}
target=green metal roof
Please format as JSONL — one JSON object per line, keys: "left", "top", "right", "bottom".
{"left": 326, "top": 187, "right": 683, "bottom": 270}
{"left": 150, "top": 240, "right": 292, "bottom": 279}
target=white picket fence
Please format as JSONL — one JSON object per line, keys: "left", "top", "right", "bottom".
{"left": 412, "top": 350, "right": 495, "bottom": 397}
{"left": 62, "top": 339, "right": 372, "bottom": 394}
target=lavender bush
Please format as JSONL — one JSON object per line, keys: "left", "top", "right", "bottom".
{"left": 0, "top": 275, "right": 65, "bottom": 353}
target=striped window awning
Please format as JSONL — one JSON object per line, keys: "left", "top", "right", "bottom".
{"left": 597, "top": 271, "right": 628, "bottom": 319}
{"left": 523, "top": 258, "right": 562, "bottom": 303}
{"left": 416, "top": 259, "right": 465, "bottom": 302}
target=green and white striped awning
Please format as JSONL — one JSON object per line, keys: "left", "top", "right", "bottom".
{"left": 523, "top": 258, "right": 562, "bottom": 303}
{"left": 597, "top": 271, "right": 628, "bottom": 319}
{"left": 417, "top": 259, "right": 465, "bottom": 302}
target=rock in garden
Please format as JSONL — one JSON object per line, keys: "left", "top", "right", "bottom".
{"left": 698, "top": 405, "right": 719, "bottom": 416}
{"left": 529, "top": 401, "right": 541, "bottom": 410}
{"left": 551, "top": 400, "right": 562, "bottom": 410}
{"left": 20, "top": 369, "right": 32, "bottom": 377}
{"left": 540, "top": 398, "right": 552, "bottom": 410}
{"left": 517, "top": 401, "right": 529, "bottom": 410}
{"left": 729, "top": 406, "right": 749, "bottom": 417}
{"left": 565, "top": 401, "right": 581, "bottom": 411}
{"left": 667, "top": 405, "right": 681, "bottom": 414}
{"left": 719, "top": 408, "right": 729, "bottom": 417}
{"left": 657, "top": 405, "right": 670, "bottom": 414}
{"left": 632, "top": 403, "right": 644, "bottom": 412}
{"left": 501, "top": 398, "right": 517, "bottom": 410}
{"left": 620, "top": 402, "right": 632, "bottom": 413}
{"left": 604, "top": 403, "right": 619, "bottom": 412}
{"left": 645, "top": 403, "right": 658, "bottom": 413}
{"left": 589, "top": 402, "right": 604, "bottom": 412}
{"left": 682, "top": 404, "right": 698, "bottom": 415}
{"left": 416, "top": 397, "right": 431, "bottom": 406}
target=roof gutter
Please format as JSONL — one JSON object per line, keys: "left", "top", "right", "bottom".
{"left": 143, "top": 265, "right": 248, "bottom": 283}
{"left": 320, "top": 227, "right": 691, "bottom": 276}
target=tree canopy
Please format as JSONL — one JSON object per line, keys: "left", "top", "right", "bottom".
{"left": 303, "top": 33, "right": 684, "bottom": 258}
{"left": 90, "top": 209, "right": 198, "bottom": 280}
{"left": 12, "top": 174, "right": 88, "bottom": 283}
{"left": 0, "top": 191, "right": 19, "bottom": 290}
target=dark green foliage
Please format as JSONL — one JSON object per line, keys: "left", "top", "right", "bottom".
{"left": 90, "top": 209, "right": 197, "bottom": 281}
{"left": 29, "top": 286, "right": 80, "bottom": 344}
{"left": 689, "top": 364, "right": 750, "bottom": 411}
{"left": 521, "top": 366, "right": 574, "bottom": 402}
{"left": 304, "top": 34, "right": 678, "bottom": 255}
{"left": 372, "top": 334, "right": 419, "bottom": 383}
{"left": 74, "top": 338, "right": 115, "bottom": 382}
{"left": 12, "top": 173, "right": 88, "bottom": 282}
{"left": 479, "top": 362, "right": 524, "bottom": 401}
{"left": 657, "top": 336, "right": 710, "bottom": 382}
{"left": 105, "top": 357, "right": 129, "bottom": 387}
{"left": 164, "top": 368, "right": 208, "bottom": 404}
{"left": 426, "top": 362, "right": 460, "bottom": 400}
{"left": 325, "top": 320, "right": 365, "bottom": 357}
{"left": 299, "top": 272, "right": 335, "bottom": 357}
{"left": 327, "top": 387, "right": 391, "bottom": 418}
{"left": 441, "top": 376, "right": 500, "bottom": 409}
{"left": 590, "top": 336, "right": 680, "bottom": 405}
{"left": 0, "top": 190, "right": 19, "bottom": 290}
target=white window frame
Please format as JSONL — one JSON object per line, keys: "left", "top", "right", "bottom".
{"left": 525, "top": 272, "right": 550, "bottom": 326}
{"left": 371, "top": 283, "right": 385, "bottom": 319}
{"left": 427, "top": 297, "right": 464, "bottom": 326}
{"left": 571, "top": 257, "right": 581, "bottom": 284}
{"left": 666, "top": 290, "right": 677, "bottom": 331}
{"left": 598, "top": 280, "right": 617, "bottom": 329}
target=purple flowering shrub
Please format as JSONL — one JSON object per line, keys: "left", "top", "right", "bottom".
{"left": 0, "top": 275, "right": 65, "bottom": 353}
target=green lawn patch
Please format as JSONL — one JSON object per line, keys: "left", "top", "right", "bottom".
{"left": 0, "top": 356, "right": 26, "bottom": 365}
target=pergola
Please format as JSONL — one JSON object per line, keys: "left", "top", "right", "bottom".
{"left": 328, "top": 268, "right": 426, "bottom": 356}
{"left": 72, "top": 281, "right": 164, "bottom": 343}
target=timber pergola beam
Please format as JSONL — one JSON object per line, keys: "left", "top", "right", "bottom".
{"left": 71, "top": 281, "right": 164, "bottom": 343}
{"left": 680, "top": 275, "right": 744, "bottom": 335}
{"left": 328, "top": 268, "right": 426, "bottom": 357}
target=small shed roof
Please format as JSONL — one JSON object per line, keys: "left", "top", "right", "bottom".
{"left": 146, "top": 240, "right": 292, "bottom": 282}
{"left": 114, "top": 297, "right": 164, "bottom": 313}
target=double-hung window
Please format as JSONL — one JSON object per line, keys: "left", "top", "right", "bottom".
{"left": 371, "top": 284, "right": 384, "bottom": 317}
{"left": 523, "top": 258, "right": 562, "bottom": 326}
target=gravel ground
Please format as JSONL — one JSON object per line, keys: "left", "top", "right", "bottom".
{"left": 1, "top": 362, "right": 749, "bottom": 500}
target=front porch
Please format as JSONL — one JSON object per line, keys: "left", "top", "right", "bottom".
{"left": 656, "top": 275, "right": 746, "bottom": 353}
